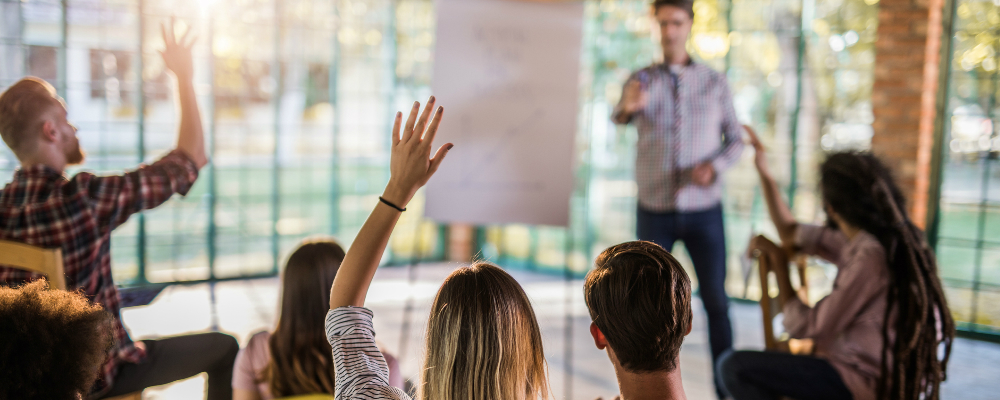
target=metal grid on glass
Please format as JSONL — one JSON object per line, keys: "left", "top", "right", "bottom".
{"left": 3, "top": 0, "right": 995, "bottom": 338}
{"left": 472, "top": 0, "right": 878, "bottom": 305}
{"left": 0, "top": 0, "right": 876, "bottom": 289}
{"left": 0, "top": 0, "right": 445, "bottom": 286}
{"left": 932, "top": 0, "right": 1000, "bottom": 335}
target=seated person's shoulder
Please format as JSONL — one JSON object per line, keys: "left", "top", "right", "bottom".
{"left": 236, "top": 330, "right": 273, "bottom": 367}
{"left": 246, "top": 330, "right": 272, "bottom": 355}
{"left": 851, "top": 233, "right": 889, "bottom": 268}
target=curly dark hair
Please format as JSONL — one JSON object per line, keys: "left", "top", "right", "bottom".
{"left": 0, "top": 279, "right": 115, "bottom": 399}
{"left": 820, "top": 152, "right": 955, "bottom": 400}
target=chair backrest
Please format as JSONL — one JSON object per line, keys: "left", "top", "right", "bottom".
{"left": 0, "top": 240, "right": 65, "bottom": 290}
{"left": 750, "top": 235, "right": 809, "bottom": 352}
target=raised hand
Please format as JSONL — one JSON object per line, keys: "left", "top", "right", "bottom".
{"left": 329, "top": 96, "right": 453, "bottom": 310}
{"left": 382, "top": 96, "right": 453, "bottom": 208}
{"left": 621, "top": 79, "right": 647, "bottom": 115}
{"left": 744, "top": 124, "right": 769, "bottom": 176}
{"left": 160, "top": 16, "right": 196, "bottom": 81}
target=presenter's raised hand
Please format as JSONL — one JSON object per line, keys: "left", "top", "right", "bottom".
{"left": 382, "top": 96, "right": 454, "bottom": 209}
{"left": 621, "top": 80, "right": 647, "bottom": 115}
{"left": 160, "top": 16, "right": 196, "bottom": 82}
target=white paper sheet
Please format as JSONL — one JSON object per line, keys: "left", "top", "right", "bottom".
{"left": 425, "top": 0, "right": 584, "bottom": 227}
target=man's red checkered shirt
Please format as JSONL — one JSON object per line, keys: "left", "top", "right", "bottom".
{"left": 0, "top": 150, "right": 199, "bottom": 395}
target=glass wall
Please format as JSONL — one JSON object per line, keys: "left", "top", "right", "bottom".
{"left": 934, "top": 0, "right": 1000, "bottom": 335}
{"left": 0, "top": 0, "right": 876, "bottom": 291}
{"left": 476, "top": 0, "right": 878, "bottom": 304}
{"left": 0, "top": 0, "right": 444, "bottom": 285}
{"left": 5, "top": 0, "right": 996, "bottom": 335}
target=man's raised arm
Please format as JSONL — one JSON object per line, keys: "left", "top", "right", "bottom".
{"left": 161, "top": 17, "right": 207, "bottom": 169}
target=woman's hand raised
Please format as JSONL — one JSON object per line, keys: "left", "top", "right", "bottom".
{"left": 330, "top": 97, "right": 453, "bottom": 310}
{"left": 744, "top": 124, "right": 770, "bottom": 178}
{"left": 381, "top": 96, "right": 453, "bottom": 208}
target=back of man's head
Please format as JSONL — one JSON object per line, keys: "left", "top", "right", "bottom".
{"left": 584, "top": 241, "right": 692, "bottom": 372}
{"left": 0, "top": 279, "right": 114, "bottom": 399}
{"left": 0, "top": 77, "right": 62, "bottom": 155}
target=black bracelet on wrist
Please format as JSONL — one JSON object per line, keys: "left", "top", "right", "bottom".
{"left": 379, "top": 196, "right": 406, "bottom": 212}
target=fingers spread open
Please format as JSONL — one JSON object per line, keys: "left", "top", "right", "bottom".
{"left": 428, "top": 143, "right": 454, "bottom": 175}
{"left": 402, "top": 101, "right": 420, "bottom": 143}
{"left": 392, "top": 112, "right": 402, "bottom": 145}
{"left": 183, "top": 33, "right": 198, "bottom": 49}
{"left": 421, "top": 106, "right": 443, "bottom": 148}
{"left": 179, "top": 26, "right": 193, "bottom": 48}
{"left": 161, "top": 23, "right": 170, "bottom": 46}
{"left": 169, "top": 16, "right": 177, "bottom": 43}
{"left": 413, "top": 96, "right": 436, "bottom": 142}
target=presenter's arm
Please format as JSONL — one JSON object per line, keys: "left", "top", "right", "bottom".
{"left": 746, "top": 125, "right": 797, "bottom": 246}
{"left": 709, "top": 78, "right": 745, "bottom": 174}
{"left": 612, "top": 78, "right": 646, "bottom": 125}
{"left": 161, "top": 17, "right": 207, "bottom": 169}
{"left": 329, "top": 98, "right": 453, "bottom": 309}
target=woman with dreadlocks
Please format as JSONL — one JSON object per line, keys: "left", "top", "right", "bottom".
{"left": 718, "top": 126, "right": 954, "bottom": 400}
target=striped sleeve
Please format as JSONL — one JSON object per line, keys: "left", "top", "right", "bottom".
{"left": 326, "top": 307, "right": 411, "bottom": 400}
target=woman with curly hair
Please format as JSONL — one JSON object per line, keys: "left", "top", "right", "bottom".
{"left": 0, "top": 280, "right": 115, "bottom": 399}
{"left": 719, "top": 127, "right": 954, "bottom": 400}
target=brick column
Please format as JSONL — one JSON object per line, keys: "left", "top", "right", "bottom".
{"left": 870, "top": 0, "right": 946, "bottom": 228}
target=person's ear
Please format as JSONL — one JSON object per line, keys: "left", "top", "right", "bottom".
{"left": 590, "top": 322, "right": 607, "bottom": 350}
{"left": 40, "top": 120, "right": 59, "bottom": 143}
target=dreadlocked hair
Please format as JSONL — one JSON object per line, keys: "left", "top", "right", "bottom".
{"left": 820, "top": 152, "right": 955, "bottom": 400}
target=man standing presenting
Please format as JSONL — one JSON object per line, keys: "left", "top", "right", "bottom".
{"left": 0, "top": 20, "right": 237, "bottom": 399}
{"left": 612, "top": 0, "right": 744, "bottom": 397}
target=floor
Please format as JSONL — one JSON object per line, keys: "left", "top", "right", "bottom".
{"left": 122, "top": 263, "right": 1000, "bottom": 399}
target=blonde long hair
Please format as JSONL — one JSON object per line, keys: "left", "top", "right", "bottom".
{"left": 420, "top": 262, "right": 549, "bottom": 400}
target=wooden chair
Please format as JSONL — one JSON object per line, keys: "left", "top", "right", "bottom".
{"left": 749, "top": 235, "right": 814, "bottom": 355}
{"left": 0, "top": 240, "right": 142, "bottom": 400}
{"left": 0, "top": 239, "right": 65, "bottom": 289}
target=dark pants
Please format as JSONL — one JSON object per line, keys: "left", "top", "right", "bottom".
{"left": 718, "top": 350, "right": 854, "bottom": 400}
{"left": 637, "top": 204, "right": 732, "bottom": 398}
{"left": 100, "top": 332, "right": 239, "bottom": 400}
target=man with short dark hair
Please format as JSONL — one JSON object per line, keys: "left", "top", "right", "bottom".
{"left": 585, "top": 241, "right": 693, "bottom": 400}
{"left": 0, "top": 20, "right": 237, "bottom": 399}
{"left": 612, "top": 1, "right": 743, "bottom": 396}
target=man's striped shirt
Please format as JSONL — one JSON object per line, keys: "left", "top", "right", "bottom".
{"left": 613, "top": 61, "right": 744, "bottom": 212}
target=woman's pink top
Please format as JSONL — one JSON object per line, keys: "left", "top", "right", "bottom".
{"left": 232, "top": 331, "right": 403, "bottom": 399}
{"left": 783, "top": 224, "right": 893, "bottom": 400}
{"left": 233, "top": 332, "right": 276, "bottom": 399}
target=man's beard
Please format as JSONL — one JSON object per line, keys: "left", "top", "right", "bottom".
{"left": 66, "top": 141, "right": 85, "bottom": 166}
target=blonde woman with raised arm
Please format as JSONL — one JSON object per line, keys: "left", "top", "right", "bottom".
{"left": 325, "top": 97, "right": 550, "bottom": 400}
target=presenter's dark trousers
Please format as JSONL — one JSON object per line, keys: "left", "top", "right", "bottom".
{"left": 637, "top": 204, "right": 733, "bottom": 399}
{"left": 98, "top": 332, "right": 239, "bottom": 400}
